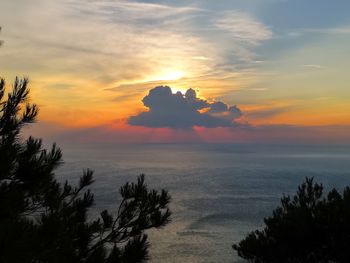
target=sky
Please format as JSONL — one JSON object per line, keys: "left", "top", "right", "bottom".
{"left": 0, "top": 0, "right": 350, "bottom": 143}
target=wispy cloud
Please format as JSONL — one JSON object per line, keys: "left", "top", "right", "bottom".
{"left": 1, "top": 0, "right": 214, "bottom": 82}
{"left": 68, "top": 0, "right": 202, "bottom": 22}
{"left": 287, "top": 25, "right": 350, "bottom": 38}
{"left": 1, "top": 0, "right": 274, "bottom": 83}
{"left": 303, "top": 64, "right": 324, "bottom": 69}
{"left": 211, "top": 11, "right": 273, "bottom": 63}
{"left": 0, "top": 0, "right": 280, "bottom": 129}
{"left": 214, "top": 11, "right": 273, "bottom": 45}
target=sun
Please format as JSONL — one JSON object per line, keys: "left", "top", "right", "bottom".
{"left": 170, "top": 87, "right": 189, "bottom": 95}
{"left": 152, "top": 70, "right": 185, "bottom": 81}
{"left": 161, "top": 70, "right": 184, "bottom": 81}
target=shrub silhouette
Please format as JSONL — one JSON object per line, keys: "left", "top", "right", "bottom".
{"left": 233, "top": 177, "right": 350, "bottom": 263}
{"left": 0, "top": 78, "right": 171, "bottom": 263}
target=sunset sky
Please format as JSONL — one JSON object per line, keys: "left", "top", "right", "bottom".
{"left": 0, "top": 0, "right": 349, "bottom": 143}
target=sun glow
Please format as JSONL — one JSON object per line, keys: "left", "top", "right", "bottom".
{"left": 153, "top": 70, "right": 185, "bottom": 81}
{"left": 170, "top": 87, "right": 189, "bottom": 94}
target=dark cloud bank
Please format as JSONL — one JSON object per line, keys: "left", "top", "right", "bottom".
{"left": 128, "top": 86, "right": 242, "bottom": 129}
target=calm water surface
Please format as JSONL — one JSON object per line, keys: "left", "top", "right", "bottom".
{"left": 56, "top": 144, "right": 350, "bottom": 263}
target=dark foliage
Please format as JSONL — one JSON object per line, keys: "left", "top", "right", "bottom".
{"left": 233, "top": 177, "right": 350, "bottom": 263}
{"left": 0, "top": 78, "right": 171, "bottom": 263}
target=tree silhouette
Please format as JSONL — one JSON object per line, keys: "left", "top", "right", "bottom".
{"left": 233, "top": 177, "right": 350, "bottom": 263}
{"left": 0, "top": 78, "right": 171, "bottom": 263}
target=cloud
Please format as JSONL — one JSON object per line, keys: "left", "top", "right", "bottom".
{"left": 0, "top": 0, "right": 273, "bottom": 82}
{"left": 245, "top": 106, "right": 290, "bottom": 119}
{"left": 128, "top": 86, "right": 242, "bottom": 129}
{"left": 0, "top": 0, "right": 212, "bottom": 80}
{"left": 212, "top": 11, "right": 273, "bottom": 63}
{"left": 303, "top": 64, "right": 324, "bottom": 69}
{"left": 0, "top": 0, "right": 276, "bottom": 126}
{"left": 214, "top": 11, "right": 273, "bottom": 45}
{"left": 70, "top": 0, "right": 201, "bottom": 22}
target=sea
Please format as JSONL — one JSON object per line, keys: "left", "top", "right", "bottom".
{"left": 56, "top": 143, "right": 350, "bottom": 263}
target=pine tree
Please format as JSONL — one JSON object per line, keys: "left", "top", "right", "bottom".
{"left": 0, "top": 78, "right": 171, "bottom": 263}
{"left": 233, "top": 177, "right": 350, "bottom": 263}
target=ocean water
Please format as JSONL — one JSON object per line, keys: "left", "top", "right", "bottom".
{"left": 56, "top": 143, "right": 350, "bottom": 263}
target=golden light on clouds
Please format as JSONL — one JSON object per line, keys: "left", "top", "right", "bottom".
{"left": 0, "top": 0, "right": 349, "bottom": 143}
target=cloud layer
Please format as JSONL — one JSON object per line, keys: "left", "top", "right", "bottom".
{"left": 128, "top": 86, "right": 242, "bottom": 129}
{"left": 214, "top": 11, "right": 273, "bottom": 45}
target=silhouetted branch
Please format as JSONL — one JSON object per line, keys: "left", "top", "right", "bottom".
{"left": 233, "top": 177, "right": 350, "bottom": 263}
{"left": 0, "top": 78, "right": 171, "bottom": 262}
